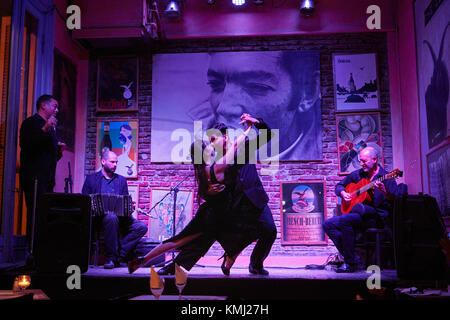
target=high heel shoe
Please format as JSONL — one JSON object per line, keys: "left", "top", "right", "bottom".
{"left": 128, "top": 257, "right": 144, "bottom": 274}
{"left": 218, "top": 254, "right": 234, "bottom": 276}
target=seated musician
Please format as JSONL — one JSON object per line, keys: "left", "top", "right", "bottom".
{"left": 322, "top": 147, "right": 398, "bottom": 273}
{"left": 82, "top": 149, "right": 147, "bottom": 269}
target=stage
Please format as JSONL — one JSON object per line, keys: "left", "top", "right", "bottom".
{"left": 2, "top": 254, "right": 447, "bottom": 301}
{"left": 2, "top": 255, "right": 405, "bottom": 300}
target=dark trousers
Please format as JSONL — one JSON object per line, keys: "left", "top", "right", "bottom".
{"left": 102, "top": 214, "right": 148, "bottom": 262}
{"left": 249, "top": 204, "right": 277, "bottom": 268}
{"left": 174, "top": 204, "right": 277, "bottom": 271}
{"left": 322, "top": 203, "right": 378, "bottom": 265}
{"left": 21, "top": 177, "right": 53, "bottom": 249}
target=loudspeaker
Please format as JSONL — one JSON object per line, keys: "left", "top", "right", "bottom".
{"left": 393, "top": 194, "right": 447, "bottom": 280}
{"left": 34, "top": 193, "right": 91, "bottom": 273}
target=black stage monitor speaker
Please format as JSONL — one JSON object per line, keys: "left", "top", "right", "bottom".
{"left": 393, "top": 194, "right": 447, "bottom": 280}
{"left": 34, "top": 193, "right": 91, "bottom": 274}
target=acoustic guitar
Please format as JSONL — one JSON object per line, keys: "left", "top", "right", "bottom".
{"left": 340, "top": 169, "right": 403, "bottom": 214}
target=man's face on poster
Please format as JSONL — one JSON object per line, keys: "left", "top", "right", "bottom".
{"left": 206, "top": 52, "right": 297, "bottom": 150}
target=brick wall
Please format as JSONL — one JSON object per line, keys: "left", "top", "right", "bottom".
{"left": 85, "top": 32, "right": 393, "bottom": 257}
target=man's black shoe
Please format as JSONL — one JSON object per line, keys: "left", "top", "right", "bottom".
{"left": 249, "top": 265, "right": 269, "bottom": 275}
{"left": 114, "top": 260, "right": 128, "bottom": 268}
{"left": 335, "top": 263, "right": 355, "bottom": 273}
{"left": 157, "top": 263, "right": 175, "bottom": 275}
{"left": 104, "top": 259, "right": 115, "bottom": 269}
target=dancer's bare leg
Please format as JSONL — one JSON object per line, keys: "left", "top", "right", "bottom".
{"left": 128, "top": 233, "right": 202, "bottom": 273}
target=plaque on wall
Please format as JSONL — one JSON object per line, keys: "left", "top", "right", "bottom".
{"left": 280, "top": 181, "right": 327, "bottom": 245}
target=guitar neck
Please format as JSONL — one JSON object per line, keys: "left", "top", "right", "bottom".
{"left": 353, "top": 174, "right": 389, "bottom": 195}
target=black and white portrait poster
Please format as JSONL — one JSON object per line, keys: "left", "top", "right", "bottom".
{"left": 151, "top": 51, "right": 322, "bottom": 163}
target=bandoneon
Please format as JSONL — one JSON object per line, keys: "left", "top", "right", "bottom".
{"left": 90, "top": 194, "right": 133, "bottom": 217}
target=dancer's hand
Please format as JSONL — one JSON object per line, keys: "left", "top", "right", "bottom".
{"left": 208, "top": 183, "right": 225, "bottom": 194}
{"left": 239, "top": 113, "right": 259, "bottom": 129}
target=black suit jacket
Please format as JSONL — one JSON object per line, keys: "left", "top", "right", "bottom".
{"left": 231, "top": 119, "right": 273, "bottom": 210}
{"left": 81, "top": 171, "right": 129, "bottom": 196}
{"left": 19, "top": 113, "right": 62, "bottom": 189}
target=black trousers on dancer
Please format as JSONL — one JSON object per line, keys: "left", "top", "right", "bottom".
{"left": 173, "top": 202, "right": 276, "bottom": 270}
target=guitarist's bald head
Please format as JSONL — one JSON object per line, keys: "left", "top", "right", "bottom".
{"left": 360, "top": 147, "right": 378, "bottom": 160}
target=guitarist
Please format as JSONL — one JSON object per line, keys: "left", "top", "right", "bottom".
{"left": 323, "top": 147, "right": 398, "bottom": 273}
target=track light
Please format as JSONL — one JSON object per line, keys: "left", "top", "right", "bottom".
{"left": 165, "top": 1, "right": 181, "bottom": 19}
{"left": 300, "top": 0, "right": 315, "bottom": 16}
{"left": 253, "top": 0, "right": 264, "bottom": 4}
{"left": 232, "top": 0, "right": 245, "bottom": 6}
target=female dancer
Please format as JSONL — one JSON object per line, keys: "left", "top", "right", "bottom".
{"left": 128, "top": 114, "right": 258, "bottom": 274}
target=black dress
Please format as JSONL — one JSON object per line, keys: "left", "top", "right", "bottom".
{"left": 163, "top": 164, "right": 257, "bottom": 257}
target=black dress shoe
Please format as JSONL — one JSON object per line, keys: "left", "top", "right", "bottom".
{"left": 249, "top": 265, "right": 269, "bottom": 275}
{"left": 157, "top": 263, "right": 175, "bottom": 275}
{"left": 104, "top": 259, "right": 115, "bottom": 269}
{"left": 335, "top": 263, "right": 355, "bottom": 273}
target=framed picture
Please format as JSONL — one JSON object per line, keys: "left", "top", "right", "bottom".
{"left": 150, "top": 50, "right": 322, "bottom": 162}
{"left": 53, "top": 49, "right": 76, "bottom": 151}
{"left": 148, "top": 188, "right": 194, "bottom": 242}
{"left": 336, "top": 112, "right": 383, "bottom": 175}
{"left": 95, "top": 119, "right": 139, "bottom": 178}
{"left": 414, "top": 1, "right": 449, "bottom": 149}
{"left": 280, "top": 180, "right": 327, "bottom": 245}
{"left": 427, "top": 139, "right": 450, "bottom": 217}
{"left": 127, "top": 182, "right": 140, "bottom": 220}
{"left": 333, "top": 53, "right": 380, "bottom": 111}
{"left": 96, "top": 56, "right": 138, "bottom": 112}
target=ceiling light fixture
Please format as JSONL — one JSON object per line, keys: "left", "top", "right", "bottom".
{"left": 300, "top": 0, "right": 315, "bottom": 16}
{"left": 165, "top": 1, "right": 181, "bottom": 19}
{"left": 232, "top": 0, "right": 246, "bottom": 6}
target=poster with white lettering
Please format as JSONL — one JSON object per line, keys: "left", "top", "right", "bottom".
{"left": 333, "top": 53, "right": 379, "bottom": 111}
{"left": 280, "top": 181, "right": 327, "bottom": 245}
{"left": 96, "top": 56, "right": 138, "bottom": 112}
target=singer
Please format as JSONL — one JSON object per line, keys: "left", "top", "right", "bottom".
{"left": 19, "top": 95, "right": 66, "bottom": 251}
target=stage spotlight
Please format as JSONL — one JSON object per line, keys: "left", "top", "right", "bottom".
{"left": 207, "top": 0, "right": 215, "bottom": 4}
{"left": 300, "top": 0, "right": 315, "bottom": 16}
{"left": 232, "top": 0, "right": 245, "bottom": 6}
{"left": 253, "top": 0, "right": 264, "bottom": 4}
{"left": 165, "top": 1, "right": 181, "bottom": 19}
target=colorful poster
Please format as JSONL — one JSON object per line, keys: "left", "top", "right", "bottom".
{"left": 336, "top": 112, "right": 383, "bottom": 175}
{"left": 281, "top": 181, "right": 327, "bottom": 245}
{"left": 148, "top": 188, "right": 193, "bottom": 242}
{"left": 96, "top": 119, "right": 138, "bottom": 178}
